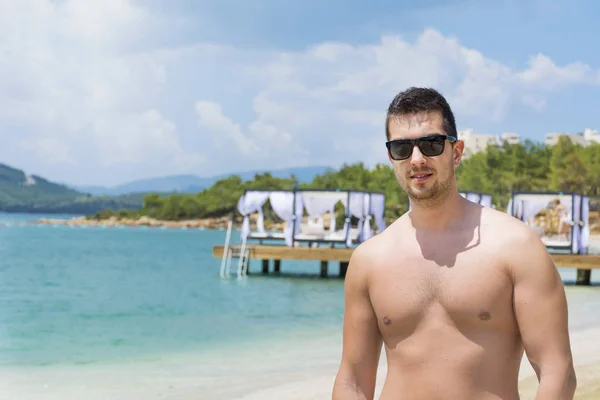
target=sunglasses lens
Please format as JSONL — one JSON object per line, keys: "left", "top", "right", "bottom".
{"left": 418, "top": 137, "right": 445, "bottom": 156}
{"left": 389, "top": 142, "right": 413, "bottom": 160}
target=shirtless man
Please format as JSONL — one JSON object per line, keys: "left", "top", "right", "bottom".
{"left": 332, "top": 87, "right": 576, "bottom": 399}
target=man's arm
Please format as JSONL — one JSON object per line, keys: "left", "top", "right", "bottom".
{"left": 508, "top": 226, "right": 577, "bottom": 399}
{"left": 332, "top": 244, "right": 383, "bottom": 400}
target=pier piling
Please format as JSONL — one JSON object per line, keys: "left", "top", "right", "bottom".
{"left": 320, "top": 261, "right": 328, "bottom": 278}
{"left": 339, "top": 262, "right": 349, "bottom": 278}
{"left": 576, "top": 269, "right": 591, "bottom": 285}
{"left": 274, "top": 259, "right": 281, "bottom": 273}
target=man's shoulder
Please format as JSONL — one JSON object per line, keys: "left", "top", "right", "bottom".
{"left": 348, "top": 216, "right": 408, "bottom": 272}
{"left": 480, "top": 206, "right": 539, "bottom": 246}
{"left": 350, "top": 229, "right": 390, "bottom": 265}
{"left": 479, "top": 206, "right": 551, "bottom": 271}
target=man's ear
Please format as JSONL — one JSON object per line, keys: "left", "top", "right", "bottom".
{"left": 453, "top": 140, "right": 464, "bottom": 167}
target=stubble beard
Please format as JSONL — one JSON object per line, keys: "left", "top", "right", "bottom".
{"left": 402, "top": 165, "right": 454, "bottom": 209}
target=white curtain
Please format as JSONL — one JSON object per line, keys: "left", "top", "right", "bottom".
{"left": 465, "top": 192, "right": 481, "bottom": 204}
{"left": 460, "top": 192, "right": 492, "bottom": 207}
{"left": 358, "top": 193, "right": 387, "bottom": 241}
{"left": 302, "top": 192, "right": 346, "bottom": 219}
{"left": 269, "top": 191, "right": 304, "bottom": 247}
{"left": 571, "top": 195, "right": 581, "bottom": 254}
{"left": 301, "top": 191, "right": 346, "bottom": 237}
{"left": 341, "top": 192, "right": 366, "bottom": 246}
{"left": 371, "top": 193, "right": 386, "bottom": 234}
{"left": 342, "top": 192, "right": 365, "bottom": 218}
{"left": 581, "top": 196, "right": 590, "bottom": 252}
{"left": 237, "top": 191, "right": 271, "bottom": 241}
{"left": 507, "top": 198, "right": 525, "bottom": 220}
{"left": 361, "top": 194, "right": 372, "bottom": 242}
{"left": 257, "top": 208, "right": 265, "bottom": 232}
{"left": 506, "top": 198, "right": 513, "bottom": 215}
{"left": 329, "top": 206, "right": 336, "bottom": 233}
{"left": 480, "top": 194, "right": 492, "bottom": 208}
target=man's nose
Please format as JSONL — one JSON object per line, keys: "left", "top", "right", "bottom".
{"left": 409, "top": 145, "right": 426, "bottom": 166}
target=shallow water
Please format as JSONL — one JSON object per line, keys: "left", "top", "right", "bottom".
{"left": 0, "top": 213, "right": 350, "bottom": 368}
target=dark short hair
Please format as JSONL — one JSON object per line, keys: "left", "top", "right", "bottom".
{"left": 385, "top": 87, "right": 457, "bottom": 140}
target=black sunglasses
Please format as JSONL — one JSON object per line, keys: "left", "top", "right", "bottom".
{"left": 386, "top": 134, "right": 457, "bottom": 161}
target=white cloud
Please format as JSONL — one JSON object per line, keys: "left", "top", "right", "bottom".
{"left": 518, "top": 54, "right": 595, "bottom": 90}
{"left": 92, "top": 109, "right": 203, "bottom": 166}
{"left": 195, "top": 101, "right": 260, "bottom": 156}
{"left": 0, "top": 0, "right": 201, "bottom": 184}
{"left": 19, "top": 136, "right": 74, "bottom": 165}
{"left": 199, "top": 28, "right": 600, "bottom": 171}
{"left": 1, "top": 1, "right": 599, "bottom": 185}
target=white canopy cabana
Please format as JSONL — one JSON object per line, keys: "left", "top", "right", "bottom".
{"left": 237, "top": 190, "right": 303, "bottom": 247}
{"left": 236, "top": 188, "right": 387, "bottom": 247}
{"left": 507, "top": 191, "right": 590, "bottom": 254}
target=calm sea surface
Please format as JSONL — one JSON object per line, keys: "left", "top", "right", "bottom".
{"left": 1, "top": 212, "right": 599, "bottom": 369}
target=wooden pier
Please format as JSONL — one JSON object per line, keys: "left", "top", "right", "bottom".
{"left": 213, "top": 245, "right": 600, "bottom": 284}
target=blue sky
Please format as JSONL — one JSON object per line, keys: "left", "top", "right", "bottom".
{"left": 1, "top": 0, "right": 599, "bottom": 186}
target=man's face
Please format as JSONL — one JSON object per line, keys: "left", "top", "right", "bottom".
{"left": 386, "top": 111, "right": 463, "bottom": 205}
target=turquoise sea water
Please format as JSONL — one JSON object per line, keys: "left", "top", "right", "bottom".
{"left": 0, "top": 213, "right": 347, "bottom": 369}
{"left": 1, "top": 212, "right": 599, "bottom": 372}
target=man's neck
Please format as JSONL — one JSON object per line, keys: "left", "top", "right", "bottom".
{"left": 408, "top": 191, "right": 466, "bottom": 231}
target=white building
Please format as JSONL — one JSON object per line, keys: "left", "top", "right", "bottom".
{"left": 500, "top": 132, "right": 521, "bottom": 145}
{"left": 584, "top": 128, "right": 600, "bottom": 144}
{"left": 458, "top": 129, "right": 521, "bottom": 158}
{"left": 545, "top": 128, "right": 600, "bottom": 147}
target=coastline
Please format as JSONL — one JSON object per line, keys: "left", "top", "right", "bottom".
{"left": 36, "top": 215, "right": 238, "bottom": 230}
{"left": 34, "top": 213, "right": 307, "bottom": 231}
{"left": 33, "top": 211, "right": 600, "bottom": 235}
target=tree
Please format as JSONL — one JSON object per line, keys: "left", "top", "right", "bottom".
{"left": 549, "top": 136, "right": 588, "bottom": 192}
{"left": 89, "top": 137, "right": 595, "bottom": 225}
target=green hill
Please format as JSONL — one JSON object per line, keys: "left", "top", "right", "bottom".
{"left": 0, "top": 163, "right": 144, "bottom": 214}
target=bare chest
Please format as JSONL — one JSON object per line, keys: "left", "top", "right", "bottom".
{"left": 368, "top": 249, "right": 515, "bottom": 339}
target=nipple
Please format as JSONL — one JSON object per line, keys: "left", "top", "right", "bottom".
{"left": 478, "top": 311, "right": 491, "bottom": 321}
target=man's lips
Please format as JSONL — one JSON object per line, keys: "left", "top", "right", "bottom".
{"left": 410, "top": 172, "right": 433, "bottom": 182}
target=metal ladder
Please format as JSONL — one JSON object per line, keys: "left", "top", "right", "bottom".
{"left": 219, "top": 220, "right": 250, "bottom": 278}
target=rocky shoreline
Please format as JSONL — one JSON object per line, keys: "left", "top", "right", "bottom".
{"left": 36, "top": 215, "right": 286, "bottom": 230}
{"left": 32, "top": 214, "right": 600, "bottom": 234}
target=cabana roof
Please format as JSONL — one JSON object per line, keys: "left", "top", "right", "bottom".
{"left": 236, "top": 188, "right": 386, "bottom": 247}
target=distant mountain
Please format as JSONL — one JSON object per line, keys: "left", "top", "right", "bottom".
{"left": 0, "top": 163, "right": 144, "bottom": 214}
{"left": 74, "top": 175, "right": 205, "bottom": 196}
{"left": 72, "top": 166, "right": 332, "bottom": 196}
{"left": 0, "top": 163, "right": 332, "bottom": 215}
{"left": 0, "top": 163, "right": 80, "bottom": 206}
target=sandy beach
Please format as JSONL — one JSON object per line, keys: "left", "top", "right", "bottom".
{"left": 3, "top": 325, "right": 600, "bottom": 399}
{"left": 225, "top": 325, "right": 600, "bottom": 400}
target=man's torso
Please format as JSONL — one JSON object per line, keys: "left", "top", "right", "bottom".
{"left": 368, "top": 208, "right": 524, "bottom": 399}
